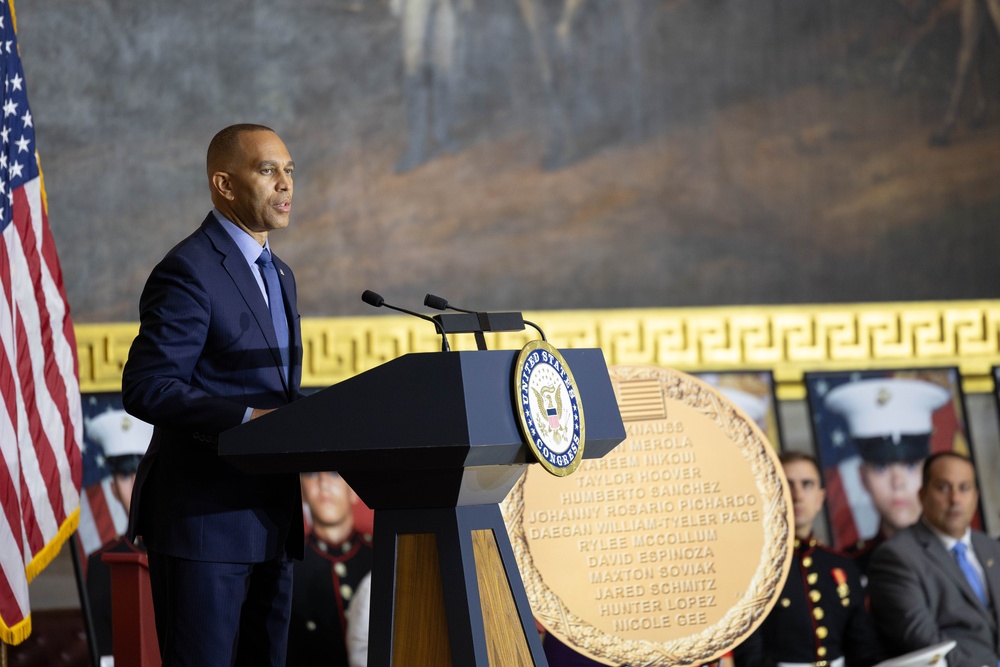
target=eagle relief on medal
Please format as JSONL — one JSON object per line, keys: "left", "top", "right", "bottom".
{"left": 503, "top": 365, "right": 793, "bottom": 667}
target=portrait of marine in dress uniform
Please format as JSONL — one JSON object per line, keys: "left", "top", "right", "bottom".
{"left": 73, "top": 394, "right": 155, "bottom": 666}
{"left": 804, "top": 368, "right": 976, "bottom": 561}
{"left": 287, "top": 471, "right": 374, "bottom": 667}
{"left": 82, "top": 407, "right": 153, "bottom": 666}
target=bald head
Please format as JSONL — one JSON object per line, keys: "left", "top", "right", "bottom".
{"left": 205, "top": 124, "right": 294, "bottom": 245}
{"left": 206, "top": 123, "right": 276, "bottom": 180}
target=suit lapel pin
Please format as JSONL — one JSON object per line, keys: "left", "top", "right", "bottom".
{"left": 279, "top": 268, "right": 285, "bottom": 276}
{"left": 988, "top": 559, "right": 994, "bottom": 568}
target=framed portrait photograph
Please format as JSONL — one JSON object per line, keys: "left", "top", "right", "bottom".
{"left": 75, "top": 392, "right": 155, "bottom": 662}
{"left": 78, "top": 392, "right": 153, "bottom": 558}
{"left": 804, "top": 367, "right": 976, "bottom": 559}
{"left": 692, "top": 370, "right": 783, "bottom": 451}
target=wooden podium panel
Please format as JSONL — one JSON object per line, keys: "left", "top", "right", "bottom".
{"left": 392, "top": 534, "right": 452, "bottom": 666}
{"left": 472, "top": 529, "right": 535, "bottom": 667}
{"left": 103, "top": 551, "right": 160, "bottom": 667}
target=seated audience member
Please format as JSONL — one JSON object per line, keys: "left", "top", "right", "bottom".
{"left": 287, "top": 471, "right": 373, "bottom": 667}
{"left": 825, "top": 378, "right": 950, "bottom": 575}
{"left": 84, "top": 409, "right": 153, "bottom": 666}
{"left": 868, "top": 452, "right": 1000, "bottom": 667}
{"left": 734, "top": 452, "right": 883, "bottom": 667}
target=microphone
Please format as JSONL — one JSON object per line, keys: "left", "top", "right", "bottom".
{"left": 361, "top": 290, "right": 451, "bottom": 352}
{"left": 423, "top": 293, "right": 453, "bottom": 312}
{"left": 424, "top": 293, "right": 546, "bottom": 341}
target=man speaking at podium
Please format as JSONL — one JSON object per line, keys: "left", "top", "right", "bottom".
{"left": 122, "top": 124, "right": 305, "bottom": 666}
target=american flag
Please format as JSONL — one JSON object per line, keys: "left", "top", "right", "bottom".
{"left": 0, "top": 0, "right": 83, "bottom": 646}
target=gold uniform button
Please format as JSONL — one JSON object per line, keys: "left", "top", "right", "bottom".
{"left": 816, "top": 626, "right": 828, "bottom": 639}
{"left": 818, "top": 647, "right": 828, "bottom": 657}
{"left": 335, "top": 563, "right": 347, "bottom": 577}
{"left": 807, "top": 573, "right": 819, "bottom": 585}
{"left": 842, "top": 598, "right": 850, "bottom": 607}
{"left": 781, "top": 598, "right": 791, "bottom": 608}
{"left": 813, "top": 608, "right": 825, "bottom": 620}
{"left": 810, "top": 590, "right": 822, "bottom": 602}
{"left": 803, "top": 556, "right": 813, "bottom": 568}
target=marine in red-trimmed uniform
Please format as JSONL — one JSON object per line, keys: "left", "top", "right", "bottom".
{"left": 734, "top": 452, "right": 883, "bottom": 667}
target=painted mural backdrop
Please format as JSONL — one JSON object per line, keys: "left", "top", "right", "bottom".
{"left": 14, "top": 0, "right": 1000, "bottom": 322}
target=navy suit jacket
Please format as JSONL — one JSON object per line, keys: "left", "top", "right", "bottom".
{"left": 122, "top": 213, "right": 304, "bottom": 563}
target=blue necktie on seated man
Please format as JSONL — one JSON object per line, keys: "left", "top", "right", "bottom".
{"left": 256, "top": 248, "right": 290, "bottom": 384}
{"left": 953, "top": 542, "right": 989, "bottom": 607}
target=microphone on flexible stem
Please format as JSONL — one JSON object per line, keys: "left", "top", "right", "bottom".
{"left": 424, "top": 293, "right": 547, "bottom": 341}
{"left": 423, "top": 293, "right": 457, "bottom": 312}
{"left": 361, "top": 290, "right": 451, "bottom": 352}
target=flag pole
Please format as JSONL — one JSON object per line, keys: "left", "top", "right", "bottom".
{"left": 70, "top": 534, "right": 100, "bottom": 667}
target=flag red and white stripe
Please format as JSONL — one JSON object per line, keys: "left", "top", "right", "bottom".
{"left": 0, "top": 0, "right": 82, "bottom": 645}
{"left": 78, "top": 478, "right": 125, "bottom": 556}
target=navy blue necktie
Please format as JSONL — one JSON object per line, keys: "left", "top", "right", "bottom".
{"left": 953, "top": 542, "right": 988, "bottom": 607}
{"left": 256, "top": 248, "right": 290, "bottom": 383}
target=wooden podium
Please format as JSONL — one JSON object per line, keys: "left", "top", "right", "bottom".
{"left": 220, "top": 348, "right": 625, "bottom": 666}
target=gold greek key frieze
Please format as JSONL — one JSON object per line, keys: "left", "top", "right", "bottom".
{"left": 74, "top": 301, "right": 1000, "bottom": 398}
{"left": 76, "top": 323, "right": 138, "bottom": 393}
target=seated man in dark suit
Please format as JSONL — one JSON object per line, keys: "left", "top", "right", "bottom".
{"left": 734, "top": 451, "right": 883, "bottom": 667}
{"left": 868, "top": 452, "right": 1000, "bottom": 667}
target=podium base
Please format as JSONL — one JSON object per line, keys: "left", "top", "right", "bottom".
{"left": 368, "top": 504, "right": 547, "bottom": 667}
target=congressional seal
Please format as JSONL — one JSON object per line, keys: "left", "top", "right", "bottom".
{"left": 514, "top": 340, "right": 585, "bottom": 477}
{"left": 502, "top": 365, "right": 793, "bottom": 666}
